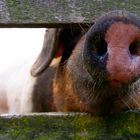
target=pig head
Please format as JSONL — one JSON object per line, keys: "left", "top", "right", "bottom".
{"left": 31, "top": 10, "right": 140, "bottom": 116}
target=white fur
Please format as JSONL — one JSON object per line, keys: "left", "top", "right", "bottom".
{"left": 0, "top": 59, "right": 37, "bottom": 114}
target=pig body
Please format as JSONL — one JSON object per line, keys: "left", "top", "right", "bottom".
{"left": 1, "top": 10, "right": 140, "bottom": 116}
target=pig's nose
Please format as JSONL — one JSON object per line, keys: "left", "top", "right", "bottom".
{"left": 94, "top": 39, "right": 108, "bottom": 58}
{"left": 129, "top": 41, "right": 140, "bottom": 58}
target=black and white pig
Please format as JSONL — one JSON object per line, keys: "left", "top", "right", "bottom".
{"left": 1, "top": 10, "right": 140, "bottom": 116}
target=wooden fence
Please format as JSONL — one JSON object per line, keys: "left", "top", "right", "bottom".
{"left": 0, "top": 0, "right": 140, "bottom": 139}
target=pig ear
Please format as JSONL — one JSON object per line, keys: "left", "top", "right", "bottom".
{"left": 31, "top": 25, "right": 91, "bottom": 77}
{"left": 31, "top": 28, "right": 62, "bottom": 77}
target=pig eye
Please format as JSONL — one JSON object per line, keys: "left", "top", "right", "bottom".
{"left": 129, "top": 41, "right": 140, "bottom": 56}
{"left": 94, "top": 39, "right": 107, "bottom": 57}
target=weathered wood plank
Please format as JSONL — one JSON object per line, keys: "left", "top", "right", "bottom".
{"left": 0, "top": 112, "right": 140, "bottom": 140}
{"left": 0, "top": 0, "right": 138, "bottom": 27}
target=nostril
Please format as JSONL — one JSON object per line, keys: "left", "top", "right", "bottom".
{"left": 96, "top": 39, "right": 108, "bottom": 56}
{"left": 129, "top": 41, "right": 140, "bottom": 56}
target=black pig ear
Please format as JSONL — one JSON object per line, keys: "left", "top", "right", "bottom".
{"left": 31, "top": 28, "right": 62, "bottom": 77}
{"left": 31, "top": 26, "right": 90, "bottom": 77}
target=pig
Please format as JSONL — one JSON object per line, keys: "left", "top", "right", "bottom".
{"left": 1, "top": 10, "right": 140, "bottom": 116}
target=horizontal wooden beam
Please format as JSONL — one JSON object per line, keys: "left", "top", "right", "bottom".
{"left": 0, "top": 112, "right": 140, "bottom": 139}
{"left": 0, "top": 0, "right": 139, "bottom": 27}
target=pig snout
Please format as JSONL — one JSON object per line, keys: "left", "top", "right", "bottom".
{"left": 83, "top": 12, "right": 140, "bottom": 88}
{"left": 106, "top": 23, "right": 140, "bottom": 86}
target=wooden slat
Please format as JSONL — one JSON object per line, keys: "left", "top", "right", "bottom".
{"left": 0, "top": 0, "right": 139, "bottom": 27}
{"left": 0, "top": 1, "right": 140, "bottom": 139}
{"left": 0, "top": 112, "right": 140, "bottom": 139}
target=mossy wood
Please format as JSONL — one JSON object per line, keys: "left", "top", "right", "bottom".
{"left": 0, "top": 1, "right": 140, "bottom": 140}
{"left": 0, "top": 112, "right": 139, "bottom": 140}
{"left": 0, "top": 0, "right": 139, "bottom": 27}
